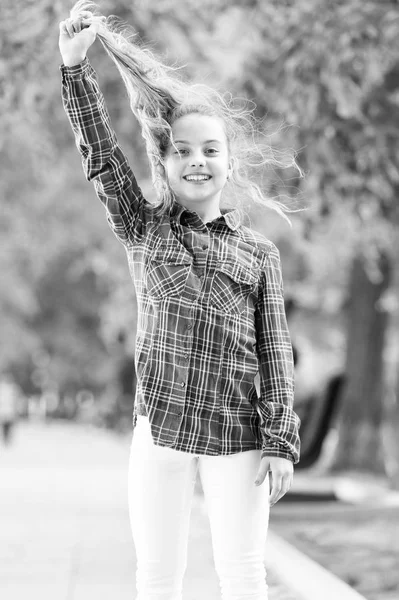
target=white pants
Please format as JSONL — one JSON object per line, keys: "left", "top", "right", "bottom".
{"left": 128, "top": 415, "right": 270, "bottom": 600}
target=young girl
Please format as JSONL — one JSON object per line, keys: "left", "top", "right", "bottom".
{"left": 59, "top": 3, "right": 301, "bottom": 599}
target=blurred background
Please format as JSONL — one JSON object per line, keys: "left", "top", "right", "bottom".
{"left": 1, "top": 1, "right": 399, "bottom": 599}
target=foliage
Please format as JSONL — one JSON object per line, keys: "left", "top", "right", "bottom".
{"left": 238, "top": 1, "right": 399, "bottom": 241}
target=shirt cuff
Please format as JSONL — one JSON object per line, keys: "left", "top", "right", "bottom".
{"left": 59, "top": 56, "right": 91, "bottom": 78}
{"left": 261, "top": 449, "right": 295, "bottom": 463}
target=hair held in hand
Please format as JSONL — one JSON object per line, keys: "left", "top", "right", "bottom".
{"left": 70, "top": 0, "right": 304, "bottom": 224}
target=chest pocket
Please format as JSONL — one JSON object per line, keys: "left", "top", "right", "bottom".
{"left": 146, "top": 244, "right": 193, "bottom": 299}
{"left": 209, "top": 260, "right": 260, "bottom": 315}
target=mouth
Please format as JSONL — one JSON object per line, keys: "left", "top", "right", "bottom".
{"left": 183, "top": 174, "right": 212, "bottom": 183}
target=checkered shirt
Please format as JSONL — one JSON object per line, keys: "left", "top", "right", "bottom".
{"left": 60, "top": 58, "right": 301, "bottom": 464}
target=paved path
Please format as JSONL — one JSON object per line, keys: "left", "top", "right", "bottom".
{"left": 0, "top": 420, "right": 296, "bottom": 600}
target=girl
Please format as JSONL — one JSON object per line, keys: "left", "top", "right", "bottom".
{"left": 59, "top": 3, "right": 301, "bottom": 599}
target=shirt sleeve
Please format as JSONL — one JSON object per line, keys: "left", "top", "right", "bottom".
{"left": 254, "top": 243, "right": 301, "bottom": 464}
{"left": 59, "top": 57, "right": 154, "bottom": 246}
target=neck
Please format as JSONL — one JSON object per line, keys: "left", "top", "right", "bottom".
{"left": 197, "top": 207, "right": 222, "bottom": 223}
{"left": 178, "top": 200, "right": 222, "bottom": 224}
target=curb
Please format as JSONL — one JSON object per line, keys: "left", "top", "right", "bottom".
{"left": 274, "top": 470, "right": 399, "bottom": 520}
{"left": 266, "top": 530, "right": 368, "bottom": 600}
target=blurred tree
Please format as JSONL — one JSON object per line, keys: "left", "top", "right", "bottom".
{"left": 0, "top": 0, "right": 146, "bottom": 397}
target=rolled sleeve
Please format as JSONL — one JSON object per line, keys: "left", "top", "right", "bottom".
{"left": 255, "top": 243, "right": 301, "bottom": 464}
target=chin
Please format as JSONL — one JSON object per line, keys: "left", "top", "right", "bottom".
{"left": 178, "top": 192, "right": 210, "bottom": 204}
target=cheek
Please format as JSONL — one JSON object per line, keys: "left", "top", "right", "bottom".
{"left": 164, "top": 158, "right": 182, "bottom": 182}
{"left": 164, "top": 169, "right": 183, "bottom": 194}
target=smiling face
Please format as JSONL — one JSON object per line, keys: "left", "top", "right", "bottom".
{"left": 163, "top": 113, "right": 233, "bottom": 215}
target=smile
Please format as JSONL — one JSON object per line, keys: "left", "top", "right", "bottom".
{"left": 183, "top": 174, "right": 212, "bottom": 182}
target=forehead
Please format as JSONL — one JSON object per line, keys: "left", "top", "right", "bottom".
{"left": 171, "top": 113, "right": 227, "bottom": 143}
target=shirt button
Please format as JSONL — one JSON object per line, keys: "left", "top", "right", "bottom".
{"left": 180, "top": 382, "right": 186, "bottom": 388}
{"left": 184, "top": 353, "right": 189, "bottom": 360}
{"left": 177, "top": 411, "right": 182, "bottom": 417}
{"left": 202, "top": 245, "right": 208, "bottom": 250}
{"left": 187, "top": 324, "right": 192, "bottom": 330}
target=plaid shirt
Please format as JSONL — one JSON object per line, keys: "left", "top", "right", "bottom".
{"left": 60, "top": 58, "right": 301, "bottom": 464}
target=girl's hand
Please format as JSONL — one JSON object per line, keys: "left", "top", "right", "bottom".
{"left": 58, "top": 11, "right": 105, "bottom": 67}
{"left": 254, "top": 455, "right": 294, "bottom": 507}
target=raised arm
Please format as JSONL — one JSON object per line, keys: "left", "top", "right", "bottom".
{"left": 59, "top": 14, "right": 153, "bottom": 246}
{"left": 254, "top": 243, "right": 301, "bottom": 464}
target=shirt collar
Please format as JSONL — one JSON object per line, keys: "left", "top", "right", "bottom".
{"left": 170, "top": 201, "right": 241, "bottom": 231}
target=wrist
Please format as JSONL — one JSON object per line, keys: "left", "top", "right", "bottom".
{"left": 62, "top": 54, "right": 86, "bottom": 67}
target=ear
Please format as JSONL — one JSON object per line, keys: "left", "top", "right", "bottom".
{"left": 227, "top": 157, "right": 235, "bottom": 179}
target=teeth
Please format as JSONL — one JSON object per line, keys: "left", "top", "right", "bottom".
{"left": 185, "top": 175, "right": 211, "bottom": 181}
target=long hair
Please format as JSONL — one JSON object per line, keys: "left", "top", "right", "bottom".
{"left": 70, "top": 0, "right": 304, "bottom": 225}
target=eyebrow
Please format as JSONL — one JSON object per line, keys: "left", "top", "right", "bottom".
{"left": 173, "top": 139, "right": 223, "bottom": 144}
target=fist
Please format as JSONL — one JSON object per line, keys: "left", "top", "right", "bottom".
{"left": 58, "top": 11, "right": 105, "bottom": 67}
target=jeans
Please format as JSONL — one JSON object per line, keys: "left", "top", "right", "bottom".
{"left": 128, "top": 415, "right": 270, "bottom": 600}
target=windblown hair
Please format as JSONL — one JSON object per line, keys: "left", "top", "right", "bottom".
{"left": 70, "top": 0, "right": 304, "bottom": 225}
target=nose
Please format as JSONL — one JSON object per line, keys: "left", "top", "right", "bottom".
{"left": 189, "top": 151, "right": 206, "bottom": 167}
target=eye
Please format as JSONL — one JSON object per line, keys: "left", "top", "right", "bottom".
{"left": 206, "top": 148, "right": 219, "bottom": 155}
{"left": 174, "top": 148, "right": 188, "bottom": 155}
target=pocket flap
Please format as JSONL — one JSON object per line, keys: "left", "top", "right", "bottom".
{"left": 151, "top": 243, "right": 193, "bottom": 265}
{"left": 216, "top": 260, "right": 259, "bottom": 285}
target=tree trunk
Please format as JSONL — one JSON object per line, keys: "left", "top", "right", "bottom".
{"left": 381, "top": 364, "right": 399, "bottom": 489}
{"left": 391, "top": 365, "right": 399, "bottom": 488}
{"left": 329, "top": 249, "right": 391, "bottom": 474}
{"left": 381, "top": 225, "right": 399, "bottom": 489}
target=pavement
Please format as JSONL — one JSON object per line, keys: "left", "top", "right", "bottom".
{"left": 0, "top": 419, "right": 297, "bottom": 600}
